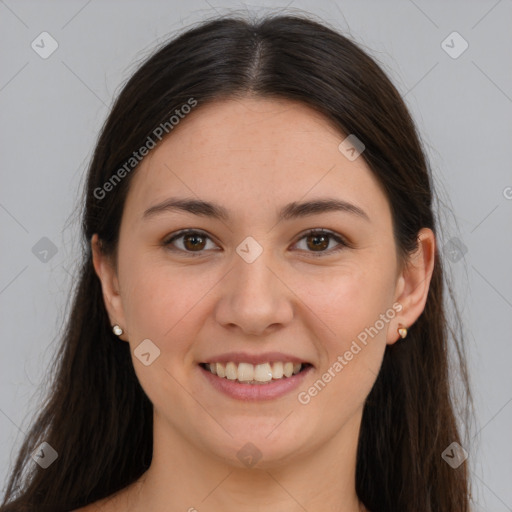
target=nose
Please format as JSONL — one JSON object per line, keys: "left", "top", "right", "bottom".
{"left": 214, "top": 248, "right": 294, "bottom": 336}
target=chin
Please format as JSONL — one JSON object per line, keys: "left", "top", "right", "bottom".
{"left": 203, "top": 422, "right": 310, "bottom": 469}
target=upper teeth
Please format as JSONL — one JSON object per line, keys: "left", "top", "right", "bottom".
{"left": 205, "top": 362, "right": 303, "bottom": 383}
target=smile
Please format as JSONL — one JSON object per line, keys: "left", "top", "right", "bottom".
{"left": 201, "top": 361, "right": 309, "bottom": 384}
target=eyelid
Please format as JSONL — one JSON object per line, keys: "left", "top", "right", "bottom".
{"left": 293, "top": 228, "right": 350, "bottom": 256}
{"left": 163, "top": 229, "right": 219, "bottom": 255}
{"left": 163, "top": 228, "right": 350, "bottom": 256}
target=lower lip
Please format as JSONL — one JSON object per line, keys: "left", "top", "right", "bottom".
{"left": 199, "top": 364, "right": 313, "bottom": 401}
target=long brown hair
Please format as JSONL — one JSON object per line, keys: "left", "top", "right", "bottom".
{"left": 1, "top": 12, "right": 472, "bottom": 512}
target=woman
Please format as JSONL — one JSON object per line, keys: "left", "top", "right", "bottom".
{"left": 0, "top": 12, "right": 472, "bottom": 512}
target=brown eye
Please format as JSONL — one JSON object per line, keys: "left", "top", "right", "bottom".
{"left": 306, "top": 233, "right": 330, "bottom": 251}
{"left": 294, "top": 229, "right": 348, "bottom": 257}
{"left": 182, "top": 233, "right": 207, "bottom": 251}
{"left": 164, "top": 230, "right": 217, "bottom": 255}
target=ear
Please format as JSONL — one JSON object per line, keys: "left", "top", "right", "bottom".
{"left": 388, "top": 227, "right": 436, "bottom": 345}
{"left": 91, "top": 234, "right": 129, "bottom": 342}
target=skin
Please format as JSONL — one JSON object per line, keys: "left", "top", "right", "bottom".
{"left": 85, "top": 97, "right": 435, "bottom": 512}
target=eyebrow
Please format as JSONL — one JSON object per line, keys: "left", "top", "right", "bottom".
{"left": 142, "top": 197, "right": 370, "bottom": 222}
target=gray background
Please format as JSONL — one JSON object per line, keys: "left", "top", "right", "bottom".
{"left": 1, "top": 0, "right": 511, "bottom": 510}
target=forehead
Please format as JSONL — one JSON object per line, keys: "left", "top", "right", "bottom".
{"left": 123, "top": 97, "right": 391, "bottom": 226}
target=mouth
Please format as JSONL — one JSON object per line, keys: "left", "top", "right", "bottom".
{"left": 199, "top": 361, "right": 313, "bottom": 385}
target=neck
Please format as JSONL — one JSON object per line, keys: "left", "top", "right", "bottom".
{"left": 122, "top": 409, "right": 366, "bottom": 512}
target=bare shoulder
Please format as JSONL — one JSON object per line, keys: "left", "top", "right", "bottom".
{"left": 70, "top": 478, "right": 142, "bottom": 512}
{"left": 71, "top": 493, "right": 123, "bottom": 512}
{"left": 71, "top": 502, "right": 108, "bottom": 512}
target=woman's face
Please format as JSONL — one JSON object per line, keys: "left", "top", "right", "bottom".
{"left": 96, "top": 97, "right": 419, "bottom": 467}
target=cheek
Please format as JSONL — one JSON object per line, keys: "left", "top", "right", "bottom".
{"left": 118, "top": 259, "right": 208, "bottom": 400}
{"left": 312, "top": 265, "right": 395, "bottom": 402}
{"left": 294, "top": 259, "right": 395, "bottom": 408}
{"left": 297, "top": 259, "right": 396, "bottom": 344}
{"left": 119, "top": 254, "right": 215, "bottom": 352}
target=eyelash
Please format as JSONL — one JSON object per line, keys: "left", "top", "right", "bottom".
{"left": 162, "top": 229, "right": 349, "bottom": 258}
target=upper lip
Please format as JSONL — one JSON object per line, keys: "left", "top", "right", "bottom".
{"left": 201, "top": 352, "right": 312, "bottom": 366}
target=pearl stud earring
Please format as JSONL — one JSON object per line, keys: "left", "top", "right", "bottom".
{"left": 112, "top": 324, "right": 123, "bottom": 336}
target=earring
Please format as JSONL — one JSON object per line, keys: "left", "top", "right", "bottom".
{"left": 397, "top": 325, "right": 408, "bottom": 339}
{"left": 112, "top": 324, "right": 123, "bottom": 336}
